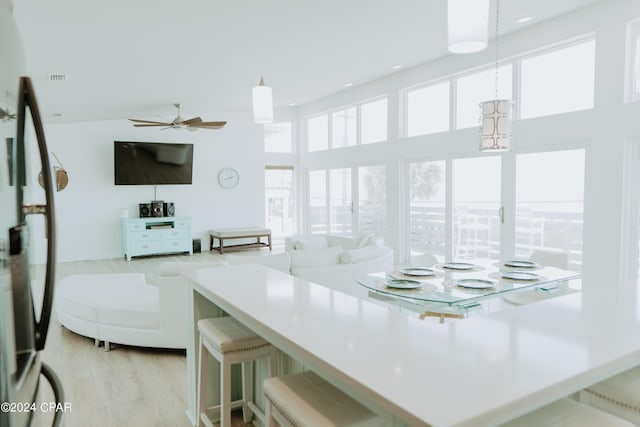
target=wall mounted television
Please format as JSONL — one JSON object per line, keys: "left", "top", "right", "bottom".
{"left": 114, "top": 141, "right": 194, "bottom": 185}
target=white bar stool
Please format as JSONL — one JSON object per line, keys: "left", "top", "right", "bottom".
{"left": 197, "top": 316, "right": 276, "bottom": 427}
{"left": 263, "top": 370, "right": 389, "bottom": 427}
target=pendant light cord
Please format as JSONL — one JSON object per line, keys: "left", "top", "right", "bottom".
{"left": 494, "top": 0, "right": 501, "bottom": 99}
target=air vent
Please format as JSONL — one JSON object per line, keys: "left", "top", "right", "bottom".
{"left": 50, "top": 113, "right": 63, "bottom": 119}
{"left": 48, "top": 74, "right": 68, "bottom": 82}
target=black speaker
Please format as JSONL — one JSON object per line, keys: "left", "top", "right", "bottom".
{"left": 139, "top": 203, "right": 151, "bottom": 218}
{"left": 163, "top": 202, "right": 175, "bottom": 217}
{"left": 151, "top": 200, "right": 164, "bottom": 217}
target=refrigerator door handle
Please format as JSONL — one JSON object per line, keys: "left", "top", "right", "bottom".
{"left": 17, "top": 77, "right": 56, "bottom": 351}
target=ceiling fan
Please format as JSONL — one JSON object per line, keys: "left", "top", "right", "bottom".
{"left": 0, "top": 107, "right": 16, "bottom": 122}
{"left": 129, "top": 103, "right": 226, "bottom": 130}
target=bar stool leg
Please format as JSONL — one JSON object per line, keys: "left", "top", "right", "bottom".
{"left": 220, "top": 358, "right": 232, "bottom": 427}
{"left": 269, "top": 347, "right": 278, "bottom": 377}
{"left": 197, "top": 335, "right": 207, "bottom": 427}
{"left": 241, "top": 361, "right": 253, "bottom": 423}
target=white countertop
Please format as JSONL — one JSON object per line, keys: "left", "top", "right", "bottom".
{"left": 184, "top": 264, "right": 640, "bottom": 427}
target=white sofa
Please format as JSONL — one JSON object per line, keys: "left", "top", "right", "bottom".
{"left": 284, "top": 234, "right": 393, "bottom": 298}
{"left": 55, "top": 260, "right": 227, "bottom": 351}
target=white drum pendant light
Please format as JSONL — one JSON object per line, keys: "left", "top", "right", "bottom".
{"left": 479, "top": 0, "right": 513, "bottom": 152}
{"left": 252, "top": 77, "right": 273, "bottom": 124}
{"left": 447, "top": 0, "right": 490, "bottom": 54}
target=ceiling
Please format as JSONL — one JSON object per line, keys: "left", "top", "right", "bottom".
{"left": 11, "top": 0, "right": 600, "bottom": 124}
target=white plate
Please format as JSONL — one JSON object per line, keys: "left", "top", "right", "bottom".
{"left": 455, "top": 278, "right": 496, "bottom": 289}
{"left": 504, "top": 260, "right": 538, "bottom": 268}
{"left": 384, "top": 279, "right": 422, "bottom": 289}
{"left": 400, "top": 267, "right": 436, "bottom": 277}
{"left": 500, "top": 271, "right": 540, "bottom": 281}
{"left": 442, "top": 262, "right": 475, "bottom": 270}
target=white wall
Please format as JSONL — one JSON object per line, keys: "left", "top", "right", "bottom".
{"left": 43, "top": 110, "right": 266, "bottom": 262}
{"left": 295, "top": 0, "right": 640, "bottom": 289}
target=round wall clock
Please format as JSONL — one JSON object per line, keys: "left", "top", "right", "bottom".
{"left": 218, "top": 167, "right": 239, "bottom": 189}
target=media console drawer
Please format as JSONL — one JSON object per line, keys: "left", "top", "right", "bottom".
{"left": 122, "top": 216, "right": 192, "bottom": 261}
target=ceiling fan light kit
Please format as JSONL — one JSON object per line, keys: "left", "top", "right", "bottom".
{"left": 252, "top": 76, "right": 273, "bottom": 124}
{"left": 447, "top": 0, "right": 490, "bottom": 54}
{"left": 129, "top": 103, "right": 226, "bottom": 130}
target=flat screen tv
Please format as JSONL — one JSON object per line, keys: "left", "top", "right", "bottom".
{"left": 114, "top": 141, "right": 193, "bottom": 185}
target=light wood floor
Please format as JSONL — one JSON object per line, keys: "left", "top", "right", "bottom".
{"left": 31, "top": 251, "right": 264, "bottom": 427}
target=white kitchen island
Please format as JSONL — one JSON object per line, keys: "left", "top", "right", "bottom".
{"left": 183, "top": 264, "right": 640, "bottom": 427}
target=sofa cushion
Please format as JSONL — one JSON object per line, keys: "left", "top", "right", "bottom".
{"left": 340, "top": 245, "right": 390, "bottom": 264}
{"left": 293, "top": 235, "right": 329, "bottom": 251}
{"left": 290, "top": 246, "right": 342, "bottom": 270}
{"left": 226, "top": 252, "right": 291, "bottom": 273}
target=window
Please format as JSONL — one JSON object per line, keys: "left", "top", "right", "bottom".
{"left": 358, "top": 165, "right": 386, "bottom": 235}
{"left": 332, "top": 107, "right": 357, "bottom": 148}
{"left": 308, "top": 170, "right": 327, "bottom": 234}
{"left": 329, "top": 169, "right": 352, "bottom": 236}
{"left": 456, "top": 65, "right": 512, "bottom": 129}
{"left": 520, "top": 40, "right": 595, "bottom": 119}
{"left": 515, "top": 150, "right": 585, "bottom": 270}
{"left": 452, "top": 156, "right": 502, "bottom": 260}
{"left": 409, "top": 161, "right": 446, "bottom": 259}
{"left": 406, "top": 81, "right": 450, "bottom": 137}
{"left": 265, "top": 167, "right": 295, "bottom": 244}
{"left": 308, "top": 115, "right": 329, "bottom": 152}
{"left": 360, "top": 98, "right": 388, "bottom": 144}
{"left": 264, "top": 122, "right": 293, "bottom": 153}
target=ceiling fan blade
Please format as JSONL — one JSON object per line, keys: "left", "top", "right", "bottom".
{"left": 133, "top": 123, "right": 170, "bottom": 127}
{"left": 129, "top": 118, "right": 171, "bottom": 125}
{"left": 198, "top": 121, "right": 227, "bottom": 127}
{"left": 182, "top": 117, "right": 203, "bottom": 125}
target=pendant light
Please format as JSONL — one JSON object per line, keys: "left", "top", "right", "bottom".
{"left": 479, "top": 0, "right": 513, "bottom": 152}
{"left": 447, "top": 0, "right": 490, "bottom": 54}
{"left": 252, "top": 77, "right": 273, "bottom": 124}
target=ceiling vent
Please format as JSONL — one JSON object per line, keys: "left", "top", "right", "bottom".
{"left": 48, "top": 74, "right": 68, "bottom": 82}
{"left": 50, "top": 113, "right": 63, "bottom": 119}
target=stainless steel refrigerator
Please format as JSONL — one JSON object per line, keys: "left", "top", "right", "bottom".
{"left": 1, "top": 1, "right": 65, "bottom": 426}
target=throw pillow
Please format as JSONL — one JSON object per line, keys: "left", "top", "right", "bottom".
{"left": 293, "top": 235, "right": 329, "bottom": 250}
{"left": 340, "top": 245, "right": 389, "bottom": 264}
{"left": 289, "top": 246, "right": 342, "bottom": 269}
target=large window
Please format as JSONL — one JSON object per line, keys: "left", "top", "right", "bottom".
{"left": 308, "top": 170, "right": 327, "bottom": 233}
{"left": 406, "top": 81, "right": 450, "bottom": 137}
{"left": 409, "top": 161, "right": 446, "bottom": 259}
{"left": 452, "top": 157, "right": 502, "bottom": 260}
{"left": 306, "top": 97, "right": 389, "bottom": 152}
{"left": 308, "top": 114, "right": 329, "bottom": 152}
{"left": 358, "top": 165, "right": 386, "bottom": 235}
{"left": 515, "top": 150, "right": 585, "bottom": 270}
{"left": 265, "top": 167, "right": 295, "bottom": 244}
{"left": 360, "top": 98, "right": 388, "bottom": 144}
{"left": 308, "top": 166, "right": 387, "bottom": 238}
{"left": 332, "top": 107, "right": 357, "bottom": 148}
{"left": 520, "top": 39, "right": 595, "bottom": 119}
{"left": 456, "top": 65, "right": 512, "bottom": 129}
